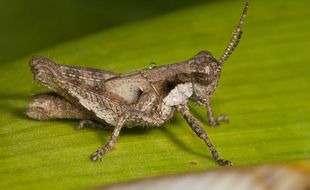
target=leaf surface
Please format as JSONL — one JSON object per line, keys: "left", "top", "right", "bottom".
{"left": 0, "top": 0, "right": 309, "bottom": 189}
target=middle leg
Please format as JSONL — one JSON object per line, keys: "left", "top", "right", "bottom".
{"left": 77, "top": 120, "right": 112, "bottom": 131}
{"left": 91, "top": 116, "right": 127, "bottom": 161}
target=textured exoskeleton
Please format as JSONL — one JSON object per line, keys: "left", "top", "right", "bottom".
{"left": 27, "top": 1, "right": 249, "bottom": 166}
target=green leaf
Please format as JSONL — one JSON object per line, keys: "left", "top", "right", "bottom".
{"left": 0, "top": 0, "right": 309, "bottom": 190}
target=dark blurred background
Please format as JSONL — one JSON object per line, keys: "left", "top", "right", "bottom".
{"left": 0, "top": 0, "right": 210, "bottom": 64}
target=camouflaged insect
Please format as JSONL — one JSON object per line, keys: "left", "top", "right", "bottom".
{"left": 27, "top": 1, "right": 249, "bottom": 166}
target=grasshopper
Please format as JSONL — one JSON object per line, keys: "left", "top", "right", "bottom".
{"left": 27, "top": 1, "right": 249, "bottom": 166}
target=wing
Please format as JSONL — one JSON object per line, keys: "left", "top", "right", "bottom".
{"left": 30, "top": 56, "right": 118, "bottom": 87}
{"left": 29, "top": 56, "right": 125, "bottom": 126}
{"left": 61, "top": 81, "right": 125, "bottom": 126}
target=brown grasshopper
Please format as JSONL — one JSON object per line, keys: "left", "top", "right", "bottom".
{"left": 27, "top": 1, "right": 249, "bottom": 166}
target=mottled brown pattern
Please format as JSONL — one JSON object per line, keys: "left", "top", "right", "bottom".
{"left": 27, "top": 1, "right": 249, "bottom": 165}
{"left": 26, "top": 92, "right": 92, "bottom": 120}
{"left": 177, "top": 105, "right": 232, "bottom": 166}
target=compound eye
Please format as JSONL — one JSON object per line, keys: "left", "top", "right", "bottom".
{"left": 197, "top": 65, "right": 212, "bottom": 76}
{"left": 195, "top": 73, "right": 208, "bottom": 82}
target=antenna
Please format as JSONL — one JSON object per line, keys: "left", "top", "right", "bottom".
{"left": 218, "top": 0, "right": 249, "bottom": 65}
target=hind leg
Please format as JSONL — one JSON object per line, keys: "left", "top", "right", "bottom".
{"left": 26, "top": 92, "right": 92, "bottom": 120}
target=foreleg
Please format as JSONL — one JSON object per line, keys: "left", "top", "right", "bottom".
{"left": 192, "top": 83, "right": 229, "bottom": 126}
{"left": 205, "top": 101, "right": 229, "bottom": 126}
{"left": 177, "top": 105, "right": 232, "bottom": 166}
